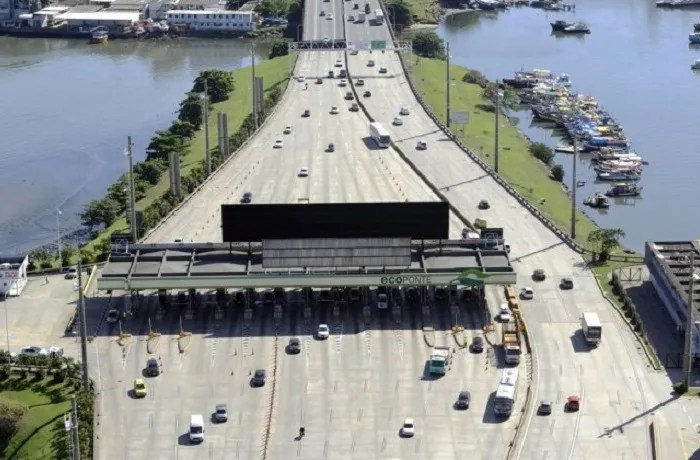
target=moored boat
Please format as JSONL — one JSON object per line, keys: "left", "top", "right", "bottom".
{"left": 584, "top": 193, "right": 610, "bottom": 208}
{"left": 551, "top": 20, "right": 573, "bottom": 32}
{"left": 597, "top": 171, "right": 642, "bottom": 181}
{"left": 692, "top": 59, "right": 700, "bottom": 70}
{"left": 690, "top": 33, "right": 700, "bottom": 44}
{"left": 90, "top": 27, "right": 109, "bottom": 44}
{"left": 605, "top": 182, "right": 642, "bottom": 197}
{"left": 562, "top": 22, "right": 590, "bottom": 34}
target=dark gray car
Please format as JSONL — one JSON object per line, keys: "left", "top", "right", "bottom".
{"left": 455, "top": 391, "right": 471, "bottom": 410}
{"left": 146, "top": 358, "right": 159, "bottom": 377}
{"left": 252, "top": 369, "right": 266, "bottom": 387}
{"left": 470, "top": 336, "right": 484, "bottom": 353}
{"left": 287, "top": 337, "right": 301, "bottom": 354}
{"left": 214, "top": 404, "right": 228, "bottom": 423}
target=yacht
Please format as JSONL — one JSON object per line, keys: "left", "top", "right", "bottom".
{"left": 551, "top": 20, "right": 573, "bottom": 32}
{"left": 597, "top": 171, "right": 642, "bottom": 181}
{"left": 605, "top": 183, "right": 642, "bottom": 197}
{"left": 693, "top": 59, "right": 700, "bottom": 70}
{"left": 562, "top": 22, "right": 590, "bottom": 34}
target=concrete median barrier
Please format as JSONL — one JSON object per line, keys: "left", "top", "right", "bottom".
{"left": 423, "top": 326, "right": 435, "bottom": 347}
{"left": 178, "top": 331, "right": 192, "bottom": 354}
{"left": 146, "top": 331, "right": 161, "bottom": 354}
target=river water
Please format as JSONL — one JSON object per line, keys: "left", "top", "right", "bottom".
{"left": 0, "top": 37, "right": 270, "bottom": 255}
{"left": 439, "top": 0, "right": 700, "bottom": 251}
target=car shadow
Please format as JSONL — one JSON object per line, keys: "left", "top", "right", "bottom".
{"left": 481, "top": 391, "right": 507, "bottom": 424}
{"left": 569, "top": 330, "right": 592, "bottom": 353}
{"left": 419, "top": 361, "right": 441, "bottom": 381}
{"left": 361, "top": 137, "right": 381, "bottom": 150}
{"left": 177, "top": 433, "right": 196, "bottom": 446}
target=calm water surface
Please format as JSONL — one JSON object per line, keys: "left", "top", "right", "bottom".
{"left": 439, "top": 0, "right": 700, "bottom": 251}
{"left": 0, "top": 37, "right": 271, "bottom": 254}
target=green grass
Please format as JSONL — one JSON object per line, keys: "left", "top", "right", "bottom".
{"left": 404, "top": 0, "right": 441, "bottom": 23}
{"left": 82, "top": 53, "right": 295, "bottom": 256}
{"left": 406, "top": 56, "right": 600, "bottom": 250}
{"left": 0, "top": 378, "right": 73, "bottom": 460}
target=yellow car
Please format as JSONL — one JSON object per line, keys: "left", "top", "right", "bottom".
{"left": 133, "top": 378, "right": 147, "bottom": 398}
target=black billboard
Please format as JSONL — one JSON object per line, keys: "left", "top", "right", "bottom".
{"left": 221, "top": 202, "right": 449, "bottom": 242}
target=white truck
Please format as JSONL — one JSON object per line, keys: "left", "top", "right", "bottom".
{"left": 428, "top": 346, "right": 451, "bottom": 375}
{"left": 581, "top": 312, "right": 602, "bottom": 346}
{"left": 357, "top": 12, "right": 365, "bottom": 22}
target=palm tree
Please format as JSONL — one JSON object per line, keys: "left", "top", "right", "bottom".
{"left": 587, "top": 228, "right": 625, "bottom": 262}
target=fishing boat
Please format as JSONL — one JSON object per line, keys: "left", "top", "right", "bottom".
{"left": 584, "top": 193, "right": 610, "bottom": 208}
{"left": 597, "top": 171, "right": 642, "bottom": 181}
{"left": 562, "top": 22, "right": 590, "bottom": 34}
{"left": 690, "top": 33, "right": 700, "bottom": 44}
{"left": 693, "top": 59, "right": 700, "bottom": 70}
{"left": 551, "top": 20, "right": 573, "bottom": 32}
{"left": 90, "top": 27, "right": 109, "bottom": 44}
{"left": 605, "top": 182, "right": 642, "bottom": 197}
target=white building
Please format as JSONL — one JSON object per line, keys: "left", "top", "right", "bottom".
{"left": 171, "top": 0, "right": 224, "bottom": 11}
{"left": 0, "top": 256, "right": 29, "bottom": 297}
{"left": 56, "top": 10, "right": 140, "bottom": 28}
{"left": 166, "top": 9, "right": 255, "bottom": 31}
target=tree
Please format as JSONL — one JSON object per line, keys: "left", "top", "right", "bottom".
{"left": 193, "top": 69, "right": 235, "bottom": 103}
{"left": 551, "top": 164, "right": 564, "bottom": 182}
{"left": 529, "top": 142, "right": 554, "bottom": 165}
{"left": 412, "top": 30, "right": 444, "bottom": 58}
{"left": 386, "top": 0, "right": 412, "bottom": 27}
{"left": 169, "top": 119, "right": 196, "bottom": 139}
{"left": 178, "top": 92, "right": 204, "bottom": 128}
{"left": 256, "top": 0, "right": 290, "bottom": 18}
{"left": 462, "top": 69, "right": 488, "bottom": 87}
{"left": 61, "top": 246, "right": 76, "bottom": 267}
{"left": 80, "top": 198, "right": 120, "bottom": 229}
{"left": 133, "top": 159, "right": 166, "bottom": 185}
{"left": 269, "top": 41, "right": 289, "bottom": 59}
{"left": 587, "top": 228, "right": 625, "bottom": 262}
{"left": 146, "top": 130, "right": 187, "bottom": 161}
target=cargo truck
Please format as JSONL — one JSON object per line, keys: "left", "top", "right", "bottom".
{"left": 428, "top": 346, "right": 451, "bottom": 375}
{"left": 581, "top": 312, "right": 602, "bottom": 346}
{"left": 502, "top": 323, "right": 521, "bottom": 365}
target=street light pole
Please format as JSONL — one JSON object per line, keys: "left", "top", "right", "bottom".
{"left": 125, "top": 137, "right": 137, "bottom": 242}
{"left": 684, "top": 252, "right": 696, "bottom": 390}
{"left": 251, "top": 43, "right": 258, "bottom": 130}
{"left": 203, "top": 80, "right": 211, "bottom": 177}
{"left": 3, "top": 293, "right": 9, "bottom": 355}
{"left": 445, "top": 41, "right": 451, "bottom": 128}
{"left": 56, "top": 208, "right": 62, "bottom": 266}
{"left": 494, "top": 80, "right": 501, "bottom": 174}
{"left": 571, "top": 106, "right": 578, "bottom": 239}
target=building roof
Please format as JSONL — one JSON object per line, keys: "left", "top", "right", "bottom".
{"left": 58, "top": 10, "right": 140, "bottom": 20}
{"left": 175, "top": 0, "right": 223, "bottom": 6}
{"left": 0, "top": 255, "right": 28, "bottom": 269}
{"left": 647, "top": 240, "right": 700, "bottom": 311}
{"left": 69, "top": 5, "right": 105, "bottom": 12}
{"left": 166, "top": 8, "right": 252, "bottom": 14}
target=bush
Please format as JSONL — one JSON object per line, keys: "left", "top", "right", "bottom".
{"left": 268, "top": 41, "right": 289, "bottom": 59}
{"left": 412, "top": 30, "right": 444, "bottom": 58}
{"left": 551, "top": 164, "right": 564, "bottom": 182}
{"left": 462, "top": 69, "right": 488, "bottom": 87}
{"left": 0, "top": 397, "right": 27, "bottom": 446}
{"left": 33, "top": 369, "right": 46, "bottom": 381}
{"left": 40, "top": 261, "right": 53, "bottom": 269}
{"left": 0, "top": 366, "right": 8, "bottom": 381}
{"left": 673, "top": 381, "right": 688, "bottom": 394}
{"left": 529, "top": 142, "right": 554, "bottom": 165}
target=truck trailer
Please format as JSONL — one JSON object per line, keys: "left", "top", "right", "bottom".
{"left": 581, "top": 312, "right": 602, "bottom": 346}
{"left": 428, "top": 346, "right": 451, "bottom": 375}
{"left": 502, "top": 323, "right": 521, "bottom": 365}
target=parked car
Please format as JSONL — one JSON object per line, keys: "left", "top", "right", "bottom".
{"left": 400, "top": 418, "right": 415, "bottom": 437}
{"left": 214, "top": 404, "right": 228, "bottom": 423}
{"left": 317, "top": 324, "right": 330, "bottom": 339}
{"left": 520, "top": 287, "right": 534, "bottom": 300}
{"left": 19, "top": 346, "right": 48, "bottom": 357}
{"left": 455, "top": 391, "right": 471, "bottom": 410}
{"left": 146, "top": 358, "right": 160, "bottom": 377}
{"left": 65, "top": 267, "right": 78, "bottom": 279}
{"left": 252, "top": 369, "right": 266, "bottom": 387}
{"left": 287, "top": 337, "right": 301, "bottom": 354}
{"left": 560, "top": 277, "right": 574, "bottom": 289}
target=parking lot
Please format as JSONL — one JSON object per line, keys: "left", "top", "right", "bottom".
{"left": 89, "top": 285, "right": 527, "bottom": 460}
{"left": 0, "top": 272, "right": 83, "bottom": 357}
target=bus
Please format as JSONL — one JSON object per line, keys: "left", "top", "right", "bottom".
{"left": 374, "top": 9, "right": 384, "bottom": 25}
{"left": 494, "top": 368, "right": 518, "bottom": 418}
{"left": 369, "top": 122, "right": 391, "bottom": 148}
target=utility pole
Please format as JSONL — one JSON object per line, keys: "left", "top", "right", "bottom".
{"left": 203, "top": 80, "right": 211, "bottom": 176}
{"left": 56, "top": 208, "right": 62, "bottom": 267}
{"left": 3, "top": 293, "right": 9, "bottom": 355}
{"left": 71, "top": 396, "right": 81, "bottom": 460}
{"left": 126, "top": 136, "right": 137, "bottom": 242}
{"left": 494, "top": 80, "right": 500, "bottom": 174}
{"left": 445, "top": 41, "right": 451, "bottom": 128}
{"left": 571, "top": 120, "right": 578, "bottom": 239}
{"left": 77, "top": 261, "right": 89, "bottom": 390}
{"left": 251, "top": 44, "right": 258, "bottom": 130}
{"left": 684, "top": 251, "right": 696, "bottom": 390}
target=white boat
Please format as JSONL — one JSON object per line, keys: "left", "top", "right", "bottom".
{"left": 690, "top": 33, "right": 700, "bottom": 44}
{"left": 563, "top": 22, "right": 590, "bottom": 34}
{"left": 692, "top": 59, "right": 700, "bottom": 70}
{"left": 597, "top": 171, "right": 641, "bottom": 181}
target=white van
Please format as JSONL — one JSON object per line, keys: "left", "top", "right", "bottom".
{"left": 189, "top": 414, "right": 204, "bottom": 443}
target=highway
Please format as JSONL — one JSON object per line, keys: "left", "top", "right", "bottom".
{"left": 343, "top": 4, "right": 697, "bottom": 459}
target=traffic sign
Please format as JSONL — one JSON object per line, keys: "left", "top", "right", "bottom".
{"left": 371, "top": 40, "right": 386, "bottom": 50}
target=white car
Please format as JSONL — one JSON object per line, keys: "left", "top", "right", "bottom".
{"left": 19, "top": 346, "right": 49, "bottom": 357}
{"left": 297, "top": 75, "right": 305, "bottom": 82}
{"left": 323, "top": 36, "right": 330, "bottom": 43}
{"left": 274, "top": 139, "right": 284, "bottom": 149}
{"left": 416, "top": 140, "right": 427, "bottom": 150}
{"left": 400, "top": 418, "right": 415, "bottom": 437}
{"left": 327, "top": 13, "right": 333, "bottom": 19}
{"left": 65, "top": 267, "right": 78, "bottom": 279}
{"left": 298, "top": 167, "right": 309, "bottom": 177}
{"left": 335, "top": 59, "right": 343, "bottom": 67}
{"left": 520, "top": 287, "right": 534, "bottom": 300}
{"left": 317, "top": 324, "right": 330, "bottom": 339}
{"left": 399, "top": 106, "right": 410, "bottom": 115}
{"left": 339, "top": 79, "right": 347, "bottom": 87}
{"left": 330, "top": 106, "right": 339, "bottom": 114}
{"left": 106, "top": 309, "right": 120, "bottom": 324}
{"left": 392, "top": 117, "right": 403, "bottom": 126}
{"left": 499, "top": 304, "right": 512, "bottom": 322}
{"left": 48, "top": 346, "right": 64, "bottom": 358}
{"left": 283, "top": 125, "right": 292, "bottom": 134}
